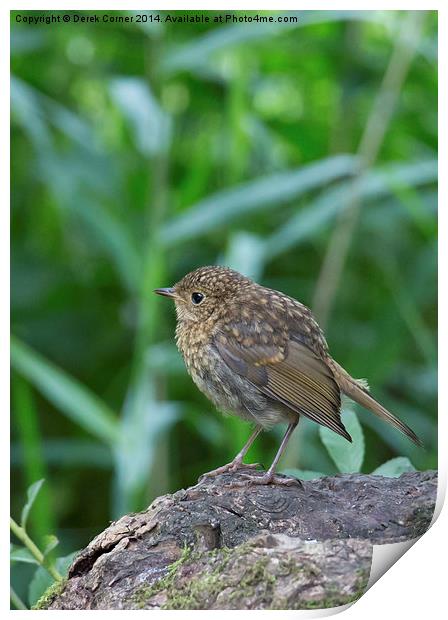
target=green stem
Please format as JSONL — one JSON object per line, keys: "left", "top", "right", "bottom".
{"left": 227, "top": 55, "right": 250, "bottom": 185}
{"left": 112, "top": 34, "right": 171, "bottom": 516}
{"left": 10, "top": 517, "right": 62, "bottom": 582}
{"left": 13, "top": 376, "right": 54, "bottom": 545}
{"left": 312, "top": 11, "right": 427, "bottom": 327}
{"left": 10, "top": 586, "right": 27, "bottom": 610}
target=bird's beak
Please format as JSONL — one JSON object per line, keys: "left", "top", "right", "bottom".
{"left": 154, "top": 287, "right": 175, "bottom": 299}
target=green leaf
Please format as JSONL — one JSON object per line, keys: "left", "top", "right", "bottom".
{"left": 162, "top": 11, "right": 385, "bottom": 74}
{"left": 10, "top": 544, "right": 39, "bottom": 565}
{"left": 223, "top": 232, "right": 265, "bottom": 281}
{"left": 372, "top": 457, "right": 416, "bottom": 477}
{"left": 40, "top": 96, "right": 95, "bottom": 150}
{"left": 378, "top": 254, "right": 436, "bottom": 364}
{"left": 70, "top": 198, "right": 141, "bottom": 293}
{"left": 13, "top": 376, "right": 55, "bottom": 547}
{"left": 10, "top": 77, "right": 51, "bottom": 149}
{"left": 42, "top": 535, "right": 59, "bottom": 557}
{"left": 109, "top": 77, "right": 171, "bottom": 156}
{"left": 114, "top": 394, "right": 180, "bottom": 515}
{"left": 11, "top": 439, "right": 113, "bottom": 470}
{"left": 146, "top": 343, "right": 185, "bottom": 375}
{"left": 20, "top": 479, "right": 44, "bottom": 530}
{"left": 28, "top": 552, "right": 78, "bottom": 607}
{"left": 161, "top": 155, "right": 359, "bottom": 245}
{"left": 11, "top": 338, "right": 119, "bottom": 446}
{"left": 319, "top": 409, "right": 365, "bottom": 474}
{"left": 281, "top": 468, "right": 326, "bottom": 481}
{"left": 265, "top": 159, "right": 438, "bottom": 258}
{"left": 11, "top": 78, "right": 96, "bottom": 151}
{"left": 11, "top": 29, "right": 47, "bottom": 56}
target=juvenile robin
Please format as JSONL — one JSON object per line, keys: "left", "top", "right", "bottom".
{"left": 155, "top": 266, "right": 421, "bottom": 486}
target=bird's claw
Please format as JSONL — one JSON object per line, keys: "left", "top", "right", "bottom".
{"left": 228, "top": 472, "right": 303, "bottom": 488}
{"left": 199, "top": 461, "right": 262, "bottom": 481}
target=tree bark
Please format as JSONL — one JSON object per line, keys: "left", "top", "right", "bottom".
{"left": 40, "top": 469, "right": 437, "bottom": 610}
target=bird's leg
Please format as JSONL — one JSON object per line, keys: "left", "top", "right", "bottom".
{"left": 200, "top": 426, "right": 263, "bottom": 479}
{"left": 231, "top": 419, "right": 302, "bottom": 487}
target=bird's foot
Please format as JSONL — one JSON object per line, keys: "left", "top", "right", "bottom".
{"left": 229, "top": 471, "right": 302, "bottom": 488}
{"left": 199, "top": 460, "right": 261, "bottom": 481}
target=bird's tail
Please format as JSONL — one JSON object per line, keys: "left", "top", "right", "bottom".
{"left": 329, "top": 359, "right": 423, "bottom": 447}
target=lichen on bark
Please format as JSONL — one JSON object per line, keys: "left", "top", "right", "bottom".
{"left": 42, "top": 469, "right": 437, "bottom": 610}
{"left": 133, "top": 535, "right": 372, "bottom": 610}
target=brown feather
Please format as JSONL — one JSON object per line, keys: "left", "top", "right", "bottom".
{"left": 159, "top": 265, "right": 422, "bottom": 450}
{"left": 328, "top": 360, "right": 423, "bottom": 447}
{"left": 215, "top": 330, "right": 351, "bottom": 442}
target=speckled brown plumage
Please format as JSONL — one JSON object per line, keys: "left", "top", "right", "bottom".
{"left": 155, "top": 266, "right": 421, "bottom": 486}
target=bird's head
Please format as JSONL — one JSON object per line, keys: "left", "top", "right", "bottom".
{"left": 154, "top": 266, "right": 253, "bottom": 323}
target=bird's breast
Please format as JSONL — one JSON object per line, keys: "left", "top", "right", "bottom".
{"left": 175, "top": 320, "right": 213, "bottom": 375}
{"left": 174, "top": 319, "right": 294, "bottom": 427}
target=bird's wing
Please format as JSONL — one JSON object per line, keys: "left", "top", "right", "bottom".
{"left": 214, "top": 316, "right": 350, "bottom": 441}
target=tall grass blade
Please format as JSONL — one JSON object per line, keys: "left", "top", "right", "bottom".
{"left": 162, "top": 154, "right": 359, "bottom": 245}
{"left": 223, "top": 232, "right": 265, "bottom": 281}
{"left": 11, "top": 338, "right": 119, "bottom": 445}
{"left": 13, "top": 377, "right": 54, "bottom": 542}
{"left": 162, "top": 11, "right": 384, "bottom": 73}
{"left": 20, "top": 479, "right": 44, "bottom": 531}
{"left": 110, "top": 77, "right": 171, "bottom": 156}
{"left": 265, "top": 159, "right": 437, "bottom": 257}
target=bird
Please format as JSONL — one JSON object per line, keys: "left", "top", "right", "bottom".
{"left": 154, "top": 266, "right": 422, "bottom": 486}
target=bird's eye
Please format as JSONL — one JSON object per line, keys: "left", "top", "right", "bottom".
{"left": 191, "top": 292, "right": 204, "bottom": 305}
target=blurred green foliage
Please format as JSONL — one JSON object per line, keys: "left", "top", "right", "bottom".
{"left": 11, "top": 9, "right": 437, "bottom": 606}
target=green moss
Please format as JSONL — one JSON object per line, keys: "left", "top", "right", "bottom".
{"left": 132, "top": 544, "right": 369, "bottom": 611}
{"left": 133, "top": 543, "right": 254, "bottom": 609}
{"left": 295, "top": 569, "right": 368, "bottom": 611}
{"left": 32, "top": 578, "right": 67, "bottom": 610}
{"left": 164, "top": 546, "right": 233, "bottom": 609}
{"left": 132, "top": 544, "right": 193, "bottom": 609}
{"left": 297, "top": 592, "right": 359, "bottom": 610}
{"left": 232, "top": 554, "right": 276, "bottom": 605}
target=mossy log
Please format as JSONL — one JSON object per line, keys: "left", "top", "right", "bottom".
{"left": 41, "top": 469, "right": 437, "bottom": 610}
